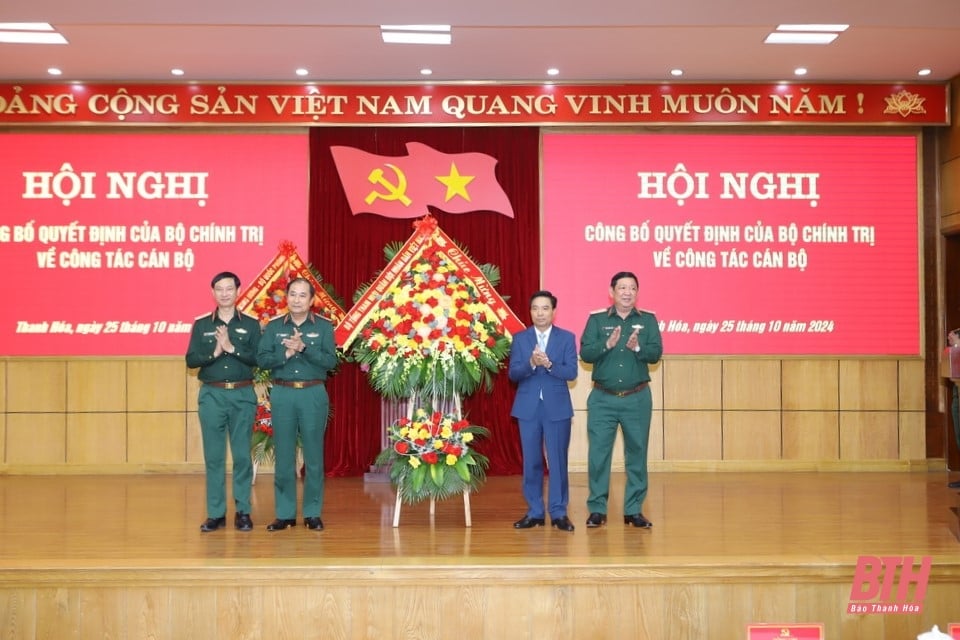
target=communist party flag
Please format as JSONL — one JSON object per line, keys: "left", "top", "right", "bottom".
{"left": 330, "top": 142, "right": 514, "bottom": 219}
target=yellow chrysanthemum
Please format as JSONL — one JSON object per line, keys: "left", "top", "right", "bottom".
{"left": 408, "top": 457, "right": 421, "bottom": 468}
{"left": 441, "top": 426, "right": 453, "bottom": 438}
{"left": 433, "top": 440, "right": 444, "bottom": 450}
{"left": 462, "top": 432, "right": 474, "bottom": 443}
{"left": 445, "top": 454, "right": 458, "bottom": 466}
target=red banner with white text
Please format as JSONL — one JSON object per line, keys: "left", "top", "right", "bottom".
{"left": 0, "top": 132, "right": 308, "bottom": 356}
{"left": 541, "top": 133, "right": 920, "bottom": 356}
{"left": 0, "top": 83, "right": 947, "bottom": 126}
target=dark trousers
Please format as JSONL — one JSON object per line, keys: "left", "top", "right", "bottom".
{"left": 270, "top": 384, "right": 329, "bottom": 519}
{"left": 198, "top": 385, "right": 256, "bottom": 517}
{"left": 518, "top": 400, "right": 572, "bottom": 519}
{"left": 585, "top": 387, "right": 652, "bottom": 516}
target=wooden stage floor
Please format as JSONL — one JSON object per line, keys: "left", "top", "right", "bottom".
{"left": 1, "top": 471, "right": 959, "bottom": 639}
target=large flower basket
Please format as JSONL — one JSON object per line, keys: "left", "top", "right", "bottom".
{"left": 336, "top": 217, "right": 524, "bottom": 522}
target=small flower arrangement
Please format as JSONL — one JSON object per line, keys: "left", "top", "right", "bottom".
{"left": 375, "top": 408, "right": 490, "bottom": 504}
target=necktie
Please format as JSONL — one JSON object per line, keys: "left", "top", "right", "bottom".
{"left": 537, "top": 332, "right": 547, "bottom": 398}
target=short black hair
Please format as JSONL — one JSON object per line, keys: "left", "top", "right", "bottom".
{"left": 287, "top": 277, "right": 315, "bottom": 297}
{"left": 530, "top": 290, "right": 557, "bottom": 309}
{"left": 211, "top": 271, "right": 240, "bottom": 288}
{"left": 610, "top": 271, "right": 638, "bottom": 288}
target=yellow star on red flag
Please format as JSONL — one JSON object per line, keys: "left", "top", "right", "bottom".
{"left": 435, "top": 162, "right": 475, "bottom": 202}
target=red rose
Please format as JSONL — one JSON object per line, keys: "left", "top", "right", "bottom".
{"left": 394, "top": 441, "right": 409, "bottom": 454}
{"left": 422, "top": 451, "right": 438, "bottom": 464}
{"left": 486, "top": 337, "right": 496, "bottom": 347}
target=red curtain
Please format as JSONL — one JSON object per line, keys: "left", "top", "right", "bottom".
{"left": 308, "top": 127, "right": 540, "bottom": 476}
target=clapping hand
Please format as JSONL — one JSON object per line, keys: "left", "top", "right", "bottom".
{"left": 282, "top": 328, "right": 305, "bottom": 357}
{"left": 531, "top": 345, "right": 552, "bottom": 369}
{"left": 605, "top": 325, "right": 621, "bottom": 350}
{"left": 215, "top": 325, "right": 234, "bottom": 355}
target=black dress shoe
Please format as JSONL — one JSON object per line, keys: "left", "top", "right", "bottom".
{"left": 624, "top": 513, "right": 653, "bottom": 528}
{"left": 948, "top": 480, "right": 960, "bottom": 489}
{"left": 585, "top": 512, "right": 607, "bottom": 528}
{"left": 200, "top": 516, "right": 226, "bottom": 532}
{"left": 304, "top": 517, "right": 324, "bottom": 530}
{"left": 513, "top": 515, "right": 545, "bottom": 529}
{"left": 551, "top": 516, "right": 575, "bottom": 532}
{"left": 266, "top": 518, "right": 297, "bottom": 531}
{"left": 235, "top": 512, "right": 253, "bottom": 531}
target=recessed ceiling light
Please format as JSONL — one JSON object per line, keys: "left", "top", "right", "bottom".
{"left": 0, "top": 22, "right": 67, "bottom": 44}
{"left": 0, "top": 22, "right": 54, "bottom": 30}
{"left": 0, "top": 30, "right": 67, "bottom": 44}
{"left": 546, "top": 68, "right": 559, "bottom": 76}
{"left": 295, "top": 68, "right": 309, "bottom": 76}
{"left": 776, "top": 24, "right": 849, "bottom": 32}
{"left": 171, "top": 68, "right": 185, "bottom": 76}
{"left": 918, "top": 68, "right": 932, "bottom": 77}
{"left": 47, "top": 67, "right": 62, "bottom": 76}
{"left": 381, "top": 24, "right": 451, "bottom": 45}
{"left": 382, "top": 32, "right": 451, "bottom": 45}
{"left": 670, "top": 69, "right": 683, "bottom": 77}
{"left": 381, "top": 24, "right": 450, "bottom": 32}
{"left": 420, "top": 68, "right": 433, "bottom": 76}
{"left": 765, "top": 23, "right": 846, "bottom": 45}
{"left": 794, "top": 67, "right": 808, "bottom": 76}
{"left": 765, "top": 33, "right": 838, "bottom": 44}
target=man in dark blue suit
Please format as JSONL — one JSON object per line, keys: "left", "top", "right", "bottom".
{"left": 509, "top": 291, "right": 579, "bottom": 532}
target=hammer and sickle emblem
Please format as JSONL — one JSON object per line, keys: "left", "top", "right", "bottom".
{"left": 365, "top": 163, "right": 412, "bottom": 206}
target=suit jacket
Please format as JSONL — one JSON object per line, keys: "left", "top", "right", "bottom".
{"left": 508, "top": 325, "right": 578, "bottom": 421}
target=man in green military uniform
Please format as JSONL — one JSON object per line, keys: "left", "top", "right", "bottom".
{"left": 579, "top": 271, "right": 663, "bottom": 529}
{"left": 186, "top": 271, "right": 261, "bottom": 532}
{"left": 257, "top": 277, "right": 338, "bottom": 531}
